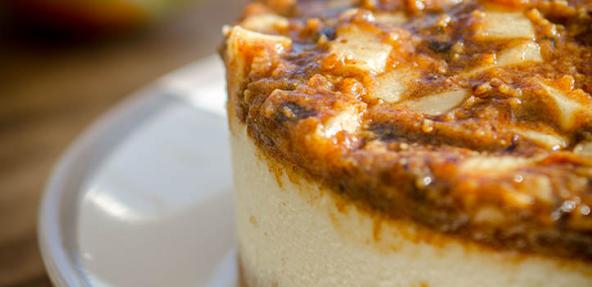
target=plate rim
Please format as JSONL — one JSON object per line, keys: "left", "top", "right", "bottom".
{"left": 37, "top": 56, "right": 222, "bottom": 287}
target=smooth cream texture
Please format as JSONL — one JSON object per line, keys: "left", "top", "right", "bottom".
{"left": 230, "top": 121, "right": 592, "bottom": 287}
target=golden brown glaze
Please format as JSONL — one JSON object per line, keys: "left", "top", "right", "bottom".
{"left": 223, "top": 0, "right": 592, "bottom": 261}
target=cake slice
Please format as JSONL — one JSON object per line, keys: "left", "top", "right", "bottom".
{"left": 223, "top": 0, "right": 592, "bottom": 286}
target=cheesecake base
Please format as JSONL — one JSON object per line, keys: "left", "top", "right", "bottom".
{"left": 230, "top": 121, "right": 592, "bottom": 287}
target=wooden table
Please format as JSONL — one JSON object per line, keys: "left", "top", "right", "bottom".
{"left": 0, "top": 1, "right": 244, "bottom": 286}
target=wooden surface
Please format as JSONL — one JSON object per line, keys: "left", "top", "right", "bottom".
{"left": 0, "top": 1, "right": 243, "bottom": 286}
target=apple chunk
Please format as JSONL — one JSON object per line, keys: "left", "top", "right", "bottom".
{"left": 405, "top": 89, "right": 468, "bottom": 116}
{"left": 330, "top": 24, "right": 392, "bottom": 74}
{"left": 475, "top": 12, "right": 535, "bottom": 40}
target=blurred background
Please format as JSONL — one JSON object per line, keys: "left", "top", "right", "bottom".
{"left": 0, "top": 0, "right": 245, "bottom": 285}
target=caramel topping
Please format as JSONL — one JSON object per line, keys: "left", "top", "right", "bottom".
{"left": 224, "top": 0, "right": 592, "bottom": 261}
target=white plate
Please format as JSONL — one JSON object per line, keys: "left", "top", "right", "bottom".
{"left": 38, "top": 56, "right": 238, "bottom": 287}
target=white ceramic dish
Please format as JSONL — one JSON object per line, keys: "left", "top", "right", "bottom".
{"left": 38, "top": 56, "right": 238, "bottom": 287}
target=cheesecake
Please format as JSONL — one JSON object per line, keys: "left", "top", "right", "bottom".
{"left": 222, "top": 0, "right": 592, "bottom": 286}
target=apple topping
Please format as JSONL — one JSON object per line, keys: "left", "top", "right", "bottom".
{"left": 574, "top": 140, "right": 592, "bottom": 156}
{"left": 374, "top": 12, "right": 407, "bottom": 25}
{"left": 514, "top": 128, "right": 568, "bottom": 150}
{"left": 321, "top": 106, "right": 361, "bottom": 137}
{"left": 405, "top": 89, "right": 468, "bottom": 116}
{"left": 329, "top": 24, "right": 392, "bottom": 74}
{"left": 465, "top": 41, "right": 542, "bottom": 75}
{"left": 460, "top": 156, "right": 531, "bottom": 175}
{"left": 536, "top": 81, "right": 591, "bottom": 131}
{"left": 240, "top": 14, "right": 289, "bottom": 33}
{"left": 475, "top": 11, "right": 535, "bottom": 40}
{"left": 225, "top": 26, "right": 292, "bottom": 96}
{"left": 372, "top": 69, "right": 417, "bottom": 103}
{"left": 496, "top": 41, "right": 542, "bottom": 66}
{"left": 226, "top": 26, "right": 291, "bottom": 58}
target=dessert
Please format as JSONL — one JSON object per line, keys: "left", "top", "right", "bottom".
{"left": 222, "top": 0, "right": 592, "bottom": 286}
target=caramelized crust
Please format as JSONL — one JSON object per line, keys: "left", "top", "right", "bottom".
{"left": 223, "top": 0, "right": 592, "bottom": 261}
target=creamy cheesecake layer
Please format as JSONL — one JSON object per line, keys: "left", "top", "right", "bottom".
{"left": 230, "top": 120, "right": 592, "bottom": 287}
